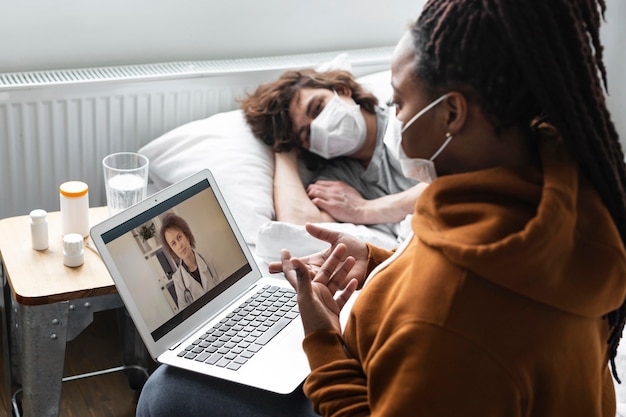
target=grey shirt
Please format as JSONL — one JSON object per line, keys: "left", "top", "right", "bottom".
{"left": 307, "top": 106, "right": 419, "bottom": 237}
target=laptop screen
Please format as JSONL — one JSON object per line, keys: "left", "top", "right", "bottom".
{"left": 101, "top": 179, "right": 251, "bottom": 342}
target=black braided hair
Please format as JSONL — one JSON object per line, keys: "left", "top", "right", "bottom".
{"left": 412, "top": 0, "right": 626, "bottom": 381}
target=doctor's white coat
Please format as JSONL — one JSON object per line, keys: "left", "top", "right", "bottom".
{"left": 172, "top": 249, "right": 223, "bottom": 309}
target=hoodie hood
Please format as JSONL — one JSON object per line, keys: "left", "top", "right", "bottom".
{"left": 413, "top": 126, "right": 626, "bottom": 317}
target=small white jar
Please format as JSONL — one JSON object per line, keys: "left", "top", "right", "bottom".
{"left": 30, "top": 209, "right": 49, "bottom": 250}
{"left": 59, "top": 181, "right": 90, "bottom": 238}
{"left": 63, "top": 233, "right": 84, "bottom": 267}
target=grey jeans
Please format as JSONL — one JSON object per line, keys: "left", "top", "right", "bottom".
{"left": 136, "top": 365, "right": 320, "bottom": 417}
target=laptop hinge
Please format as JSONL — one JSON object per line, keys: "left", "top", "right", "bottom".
{"left": 169, "top": 340, "right": 184, "bottom": 351}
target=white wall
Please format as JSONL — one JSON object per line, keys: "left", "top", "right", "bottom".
{"left": 0, "top": 0, "right": 622, "bottom": 142}
{"left": 0, "top": 0, "right": 422, "bottom": 73}
{"left": 601, "top": 2, "right": 626, "bottom": 150}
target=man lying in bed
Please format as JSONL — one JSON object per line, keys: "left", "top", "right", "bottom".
{"left": 240, "top": 69, "right": 428, "bottom": 239}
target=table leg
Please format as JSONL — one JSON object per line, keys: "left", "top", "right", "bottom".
{"left": 117, "top": 307, "right": 152, "bottom": 392}
{"left": 16, "top": 301, "right": 69, "bottom": 417}
{"left": 1, "top": 258, "right": 16, "bottom": 417}
{"left": 9, "top": 292, "right": 146, "bottom": 417}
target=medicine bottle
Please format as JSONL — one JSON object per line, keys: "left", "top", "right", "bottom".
{"left": 63, "top": 233, "right": 85, "bottom": 267}
{"left": 30, "top": 209, "right": 49, "bottom": 250}
{"left": 59, "top": 181, "right": 90, "bottom": 238}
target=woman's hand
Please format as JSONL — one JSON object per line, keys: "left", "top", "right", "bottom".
{"left": 268, "top": 223, "right": 370, "bottom": 289}
{"left": 281, "top": 244, "right": 358, "bottom": 335}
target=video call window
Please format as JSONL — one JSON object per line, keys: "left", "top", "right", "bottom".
{"left": 103, "top": 181, "right": 250, "bottom": 341}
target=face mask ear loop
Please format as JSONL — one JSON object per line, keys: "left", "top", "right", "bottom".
{"left": 401, "top": 94, "right": 448, "bottom": 134}
{"left": 430, "top": 132, "right": 453, "bottom": 161}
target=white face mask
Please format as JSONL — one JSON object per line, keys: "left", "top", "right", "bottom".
{"left": 309, "top": 91, "right": 367, "bottom": 159}
{"left": 394, "top": 94, "right": 452, "bottom": 183}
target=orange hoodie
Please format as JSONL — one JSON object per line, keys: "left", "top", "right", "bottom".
{"left": 301, "top": 126, "right": 626, "bottom": 416}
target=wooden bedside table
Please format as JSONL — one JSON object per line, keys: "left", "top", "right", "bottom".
{"left": 0, "top": 207, "right": 148, "bottom": 417}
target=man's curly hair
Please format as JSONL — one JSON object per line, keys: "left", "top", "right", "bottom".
{"left": 240, "top": 68, "right": 379, "bottom": 155}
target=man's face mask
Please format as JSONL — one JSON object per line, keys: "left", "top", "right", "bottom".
{"left": 309, "top": 91, "right": 367, "bottom": 159}
{"left": 392, "top": 94, "right": 452, "bottom": 183}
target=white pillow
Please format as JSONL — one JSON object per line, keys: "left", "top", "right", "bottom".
{"left": 138, "top": 110, "right": 274, "bottom": 245}
{"left": 357, "top": 69, "right": 392, "bottom": 107}
{"left": 316, "top": 53, "right": 352, "bottom": 73}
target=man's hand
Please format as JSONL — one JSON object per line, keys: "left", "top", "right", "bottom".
{"left": 307, "top": 180, "right": 367, "bottom": 223}
{"left": 309, "top": 180, "right": 429, "bottom": 225}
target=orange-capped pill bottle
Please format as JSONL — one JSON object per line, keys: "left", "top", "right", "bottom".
{"left": 59, "top": 181, "right": 90, "bottom": 237}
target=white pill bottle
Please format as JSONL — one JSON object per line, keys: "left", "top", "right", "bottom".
{"left": 59, "top": 181, "right": 90, "bottom": 238}
{"left": 30, "top": 209, "right": 49, "bottom": 250}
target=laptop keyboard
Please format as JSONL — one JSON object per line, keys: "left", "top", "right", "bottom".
{"left": 177, "top": 284, "right": 300, "bottom": 371}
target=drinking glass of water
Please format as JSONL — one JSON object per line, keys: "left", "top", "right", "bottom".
{"left": 102, "top": 152, "right": 149, "bottom": 216}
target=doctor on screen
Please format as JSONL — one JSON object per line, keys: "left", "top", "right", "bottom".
{"left": 159, "top": 213, "right": 224, "bottom": 309}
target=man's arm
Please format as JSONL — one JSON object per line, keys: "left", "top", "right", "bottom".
{"left": 273, "top": 150, "right": 335, "bottom": 224}
{"left": 307, "top": 180, "right": 429, "bottom": 224}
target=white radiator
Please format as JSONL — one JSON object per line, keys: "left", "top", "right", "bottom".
{"left": 0, "top": 46, "right": 392, "bottom": 220}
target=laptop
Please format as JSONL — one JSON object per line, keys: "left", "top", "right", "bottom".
{"left": 90, "top": 169, "right": 309, "bottom": 394}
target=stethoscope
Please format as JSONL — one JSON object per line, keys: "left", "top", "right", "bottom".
{"left": 178, "top": 251, "right": 211, "bottom": 305}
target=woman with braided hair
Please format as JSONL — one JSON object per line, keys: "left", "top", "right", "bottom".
{"left": 136, "top": 1, "right": 626, "bottom": 416}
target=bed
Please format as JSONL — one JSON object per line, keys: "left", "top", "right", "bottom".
{"left": 136, "top": 59, "right": 405, "bottom": 270}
